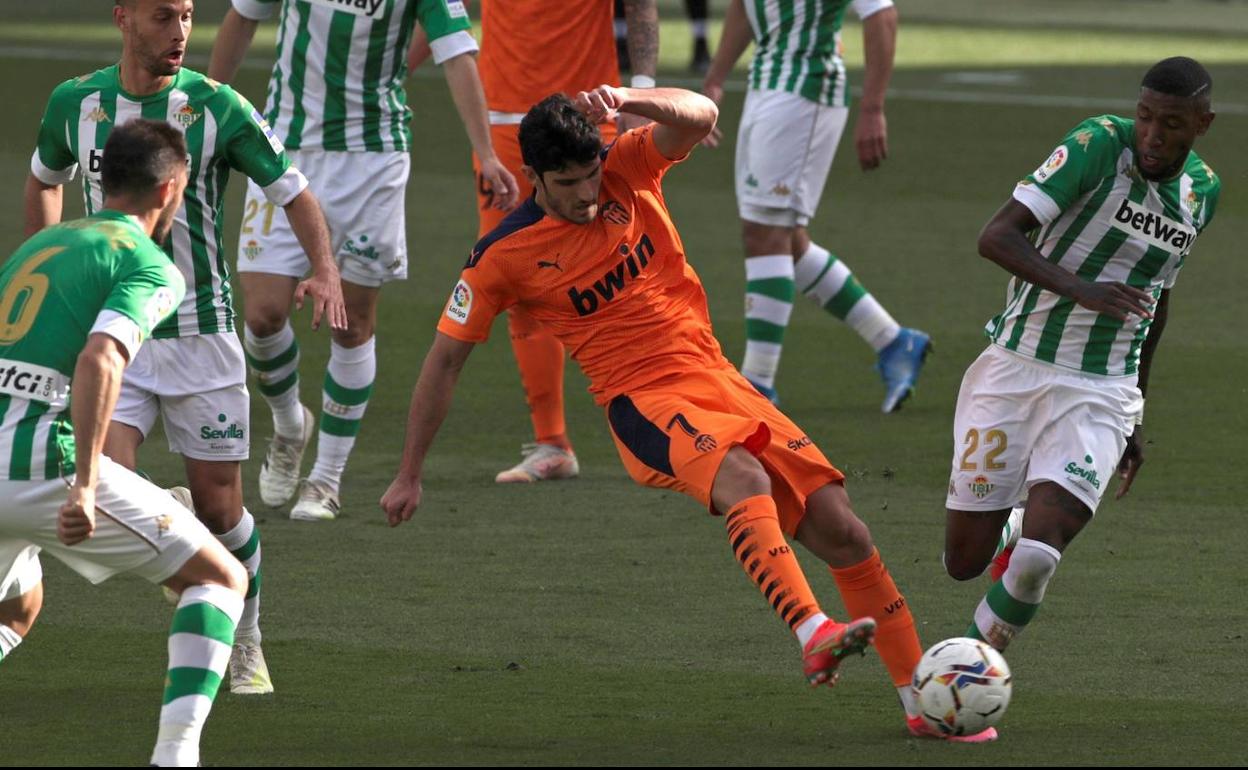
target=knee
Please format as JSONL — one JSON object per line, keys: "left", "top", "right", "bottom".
{"left": 803, "top": 487, "right": 873, "bottom": 553}
{"left": 0, "top": 589, "right": 43, "bottom": 636}
{"left": 245, "top": 300, "right": 290, "bottom": 339}
{"left": 331, "top": 323, "right": 374, "bottom": 349}
{"left": 741, "top": 221, "right": 791, "bottom": 256}
{"left": 221, "top": 557, "right": 248, "bottom": 597}
{"left": 944, "top": 551, "right": 989, "bottom": 582}
{"left": 711, "top": 447, "right": 771, "bottom": 512}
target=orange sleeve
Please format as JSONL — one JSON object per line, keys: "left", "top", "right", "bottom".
{"left": 603, "top": 125, "right": 684, "bottom": 191}
{"left": 435, "top": 252, "right": 516, "bottom": 343}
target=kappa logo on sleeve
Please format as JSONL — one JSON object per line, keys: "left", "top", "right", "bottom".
{"left": 1032, "top": 145, "right": 1068, "bottom": 183}
{"left": 446, "top": 280, "right": 473, "bottom": 324}
{"left": 250, "top": 109, "right": 285, "bottom": 154}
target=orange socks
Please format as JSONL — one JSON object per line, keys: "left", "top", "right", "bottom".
{"left": 830, "top": 548, "right": 922, "bottom": 687}
{"left": 725, "top": 495, "right": 821, "bottom": 634}
{"left": 507, "top": 308, "right": 570, "bottom": 450}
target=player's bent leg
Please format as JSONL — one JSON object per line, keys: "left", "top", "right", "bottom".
{"left": 154, "top": 543, "right": 246, "bottom": 767}
{"left": 739, "top": 219, "right": 797, "bottom": 403}
{"left": 944, "top": 507, "right": 1013, "bottom": 581}
{"left": 710, "top": 447, "right": 869, "bottom": 687}
{"left": 967, "top": 482, "right": 1089, "bottom": 651}
{"left": 103, "top": 420, "right": 146, "bottom": 471}
{"left": 0, "top": 580, "right": 43, "bottom": 662}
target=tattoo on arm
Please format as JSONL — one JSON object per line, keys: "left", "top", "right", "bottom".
{"left": 623, "top": 0, "right": 659, "bottom": 77}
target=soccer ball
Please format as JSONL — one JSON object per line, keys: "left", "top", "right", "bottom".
{"left": 912, "top": 637, "right": 1012, "bottom": 736}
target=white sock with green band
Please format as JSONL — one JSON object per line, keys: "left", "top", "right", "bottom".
{"left": 794, "top": 242, "right": 900, "bottom": 352}
{"left": 244, "top": 323, "right": 305, "bottom": 440}
{"left": 151, "top": 583, "right": 242, "bottom": 767}
{"left": 969, "top": 537, "right": 1061, "bottom": 650}
{"left": 310, "top": 337, "right": 376, "bottom": 493}
{"left": 741, "top": 254, "right": 795, "bottom": 390}
{"left": 0, "top": 623, "right": 21, "bottom": 662}
{"left": 216, "top": 509, "right": 261, "bottom": 643}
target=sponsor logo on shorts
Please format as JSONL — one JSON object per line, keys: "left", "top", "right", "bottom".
{"left": 769, "top": 182, "right": 792, "bottom": 196}
{"left": 343, "top": 234, "right": 379, "bottom": 261}
{"left": 243, "top": 239, "right": 262, "bottom": 260}
{"left": 1033, "top": 145, "right": 1067, "bottom": 182}
{"left": 600, "top": 201, "right": 631, "bottom": 225}
{"left": 446, "top": 280, "right": 472, "bottom": 324}
{"left": 173, "top": 103, "right": 201, "bottom": 128}
{"left": 969, "top": 474, "right": 995, "bottom": 499}
{"left": 1064, "top": 454, "right": 1101, "bottom": 489}
{"left": 83, "top": 105, "right": 109, "bottom": 123}
{"left": 948, "top": 478, "right": 959, "bottom": 497}
{"left": 1110, "top": 198, "right": 1196, "bottom": 256}
{"left": 568, "top": 234, "right": 655, "bottom": 316}
{"left": 307, "top": 0, "right": 386, "bottom": 18}
{"left": 200, "top": 413, "right": 245, "bottom": 441}
{"left": 745, "top": 174, "right": 759, "bottom": 189}
{"left": 786, "top": 436, "right": 812, "bottom": 451}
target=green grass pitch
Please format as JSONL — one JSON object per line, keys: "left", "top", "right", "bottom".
{"left": 0, "top": 7, "right": 1244, "bottom": 765}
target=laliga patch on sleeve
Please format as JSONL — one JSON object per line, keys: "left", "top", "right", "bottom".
{"left": 250, "top": 108, "right": 286, "bottom": 155}
{"left": 445, "top": 0, "right": 468, "bottom": 18}
{"left": 145, "top": 285, "right": 180, "bottom": 330}
{"left": 1033, "top": 145, "right": 1068, "bottom": 182}
{"left": 446, "top": 280, "right": 473, "bottom": 324}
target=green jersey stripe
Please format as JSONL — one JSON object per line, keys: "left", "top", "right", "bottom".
{"left": 1082, "top": 245, "right": 1168, "bottom": 373}
{"left": 765, "top": 0, "right": 797, "bottom": 91}
{"left": 8, "top": 400, "right": 51, "bottom": 481}
{"left": 322, "top": 12, "right": 357, "bottom": 150}
{"left": 284, "top": 4, "right": 314, "bottom": 149}
{"left": 360, "top": 13, "right": 389, "bottom": 152}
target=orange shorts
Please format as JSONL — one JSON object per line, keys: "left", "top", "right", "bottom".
{"left": 475, "top": 120, "right": 621, "bottom": 237}
{"left": 605, "top": 366, "right": 845, "bottom": 535}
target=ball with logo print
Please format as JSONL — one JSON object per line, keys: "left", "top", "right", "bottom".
{"left": 912, "top": 637, "right": 1012, "bottom": 736}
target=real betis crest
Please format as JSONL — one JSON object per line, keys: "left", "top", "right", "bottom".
{"left": 1186, "top": 189, "right": 1203, "bottom": 221}
{"left": 174, "top": 103, "right": 201, "bottom": 128}
{"left": 969, "top": 475, "right": 995, "bottom": 499}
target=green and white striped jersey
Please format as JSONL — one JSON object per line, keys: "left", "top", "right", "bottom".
{"left": 233, "top": 0, "right": 477, "bottom": 152}
{"left": 988, "top": 115, "right": 1220, "bottom": 377}
{"left": 742, "top": 0, "right": 892, "bottom": 106}
{"left": 32, "top": 65, "right": 306, "bottom": 340}
{"left": 0, "top": 211, "right": 185, "bottom": 480}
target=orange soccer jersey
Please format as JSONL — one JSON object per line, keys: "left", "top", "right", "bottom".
{"left": 477, "top": 0, "right": 621, "bottom": 116}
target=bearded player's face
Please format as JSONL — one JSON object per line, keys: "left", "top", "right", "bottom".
{"left": 533, "top": 161, "right": 603, "bottom": 225}
{"left": 116, "top": 0, "right": 194, "bottom": 78}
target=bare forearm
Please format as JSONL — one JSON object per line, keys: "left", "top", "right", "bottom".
{"left": 24, "top": 175, "right": 62, "bottom": 236}
{"left": 622, "top": 0, "right": 659, "bottom": 78}
{"left": 395, "top": 341, "right": 469, "bottom": 479}
{"left": 283, "top": 190, "right": 337, "bottom": 278}
{"left": 621, "top": 88, "right": 717, "bottom": 130}
{"left": 858, "top": 7, "right": 897, "bottom": 112}
{"left": 207, "top": 8, "right": 259, "bottom": 83}
{"left": 706, "top": 0, "right": 753, "bottom": 87}
{"left": 978, "top": 218, "right": 1084, "bottom": 300}
{"left": 407, "top": 25, "right": 431, "bottom": 73}
{"left": 70, "top": 341, "right": 126, "bottom": 489}
{"left": 443, "top": 54, "right": 498, "bottom": 162}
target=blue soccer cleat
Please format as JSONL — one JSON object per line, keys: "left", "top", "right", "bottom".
{"left": 876, "top": 328, "right": 932, "bottom": 413}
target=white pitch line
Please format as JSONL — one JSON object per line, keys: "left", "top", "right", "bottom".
{"left": 3, "top": 44, "right": 1244, "bottom": 115}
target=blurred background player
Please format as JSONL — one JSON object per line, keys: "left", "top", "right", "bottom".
{"left": 702, "top": 0, "right": 931, "bottom": 411}
{"left": 943, "top": 57, "right": 1218, "bottom": 659}
{"left": 412, "top": 0, "right": 658, "bottom": 483}
{"left": 380, "top": 87, "right": 993, "bottom": 743}
{"left": 2, "top": 118, "right": 249, "bottom": 767}
{"left": 614, "top": 0, "right": 709, "bottom": 74}
{"left": 25, "top": 0, "right": 346, "bottom": 695}
{"left": 209, "top": 0, "right": 515, "bottom": 519}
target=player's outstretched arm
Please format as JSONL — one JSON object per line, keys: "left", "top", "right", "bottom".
{"left": 442, "top": 53, "right": 519, "bottom": 211}
{"left": 59, "top": 333, "right": 129, "bottom": 546}
{"left": 207, "top": 8, "right": 260, "bottom": 84}
{"left": 23, "top": 174, "right": 62, "bottom": 236}
{"left": 284, "top": 189, "right": 348, "bottom": 331}
{"left": 381, "top": 333, "right": 476, "bottom": 527}
{"left": 979, "top": 199, "right": 1155, "bottom": 322}
{"left": 855, "top": 5, "right": 897, "bottom": 171}
{"left": 577, "top": 86, "right": 718, "bottom": 160}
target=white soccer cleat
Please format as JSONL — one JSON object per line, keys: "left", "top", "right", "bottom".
{"left": 229, "top": 639, "right": 274, "bottom": 695}
{"left": 494, "top": 443, "right": 580, "bottom": 484}
{"left": 289, "top": 478, "right": 341, "bottom": 521}
{"left": 167, "top": 485, "right": 195, "bottom": 513}
{"left": 259, "top": 404, "right": 315, "bottom": 507}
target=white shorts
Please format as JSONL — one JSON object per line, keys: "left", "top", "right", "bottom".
{"left": 114, "top": 334, "right": 250, "bottom": 462}
{"left": 0, "top": 457, "right": 211, "bottom": 599}
{"left": 945, "top": 345, "right": 1143, "bottom": 514}
{"left": 236, "top": 149, "right": 410, "bottom": 287}
{"left": 735, "top": 89, "right": 847, "bottom": 228}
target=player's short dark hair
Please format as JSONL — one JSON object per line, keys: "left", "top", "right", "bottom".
{"left": 100, "top": 119, "right": 188, "bottom": 198}
{"left": 1142, "top": 57, "right": 1212, "bottom": 103}
{"left": 519, "top": 94, "right": 602, "bottom": 176}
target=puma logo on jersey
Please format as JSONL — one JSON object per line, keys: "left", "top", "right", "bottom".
{"left": 307, "top": 0, "right": 386, "bottom": 18}
{"left": 567, "top": 234, "right": 655, "bottom": 316}
{"left": 1111, "top": 198, "right": 1196, "bottom": 255}
{"left": 537, "top": 254, "right": 563, "bottom": 271}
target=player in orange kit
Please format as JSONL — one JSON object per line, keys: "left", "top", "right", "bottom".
{"left": 380, "top": 86, "right": 995, "bottom": 741}
{"left": 412, "top": 0, "right": 659, "bottom": 483}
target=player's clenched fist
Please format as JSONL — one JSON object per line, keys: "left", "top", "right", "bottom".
{"left": 575, "top": 85, "right": 627, "bottom": 123}
{"left": 380, "top": 475, "right": 423, "bottom": 528}
{"left": 58, "top": 484, "right": 97, "bottom": 546}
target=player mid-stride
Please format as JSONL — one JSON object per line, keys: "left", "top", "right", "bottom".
{"left": 0, "top": 119, "right": 248, "bottom": 768}
{"left": 382, "top": 86, "right": 994, "bottom": 743}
